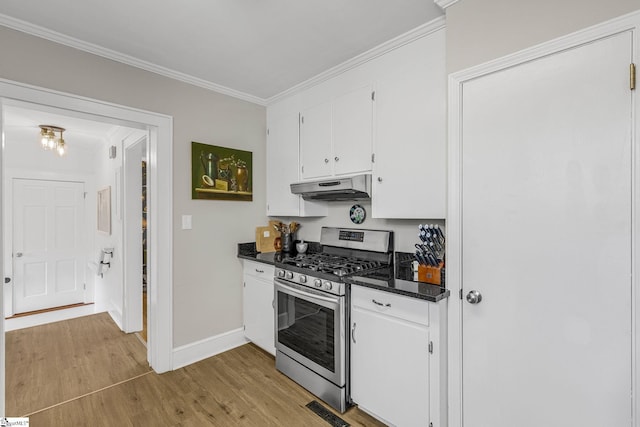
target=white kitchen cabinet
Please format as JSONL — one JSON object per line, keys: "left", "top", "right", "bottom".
{"left": 243, "top": 260, "right": 276, "bottom": 355}
{"left": 266, "top": 102, "right": 327, "bottom": 217}
{"left": 350, "top": 285, "right": 447, "bottom": 427}
{"left": 371, "top": 28, "right": 446, "bottom": 219}
{"left": 300, "top": 84, "right": 373, "bottom": 180}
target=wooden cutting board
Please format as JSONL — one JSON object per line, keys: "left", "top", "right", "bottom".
{"left": 255, "top": 224, "right": 280, "bottom": 252}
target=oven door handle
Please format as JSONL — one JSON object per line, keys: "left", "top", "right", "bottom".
{"left": 275, "top": 280, "right": 340, "bottom": 305}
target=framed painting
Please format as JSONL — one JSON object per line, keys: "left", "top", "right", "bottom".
{"left": 191, "top": 141, "right": 253, "bottom": 201}
{"left": 97, "top": 186, "right": 111, "bottom": 234}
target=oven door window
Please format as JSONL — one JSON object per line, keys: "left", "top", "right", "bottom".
{"left": 276, "top": 288, "right": 336, "bottom": 373}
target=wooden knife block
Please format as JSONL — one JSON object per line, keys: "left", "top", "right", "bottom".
{"left": 417, "top": 263, "right": 443, "bottom": 285}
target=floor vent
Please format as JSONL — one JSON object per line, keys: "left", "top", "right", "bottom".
{"left": 305, "top": 400, "right": 349, "bottom": 427}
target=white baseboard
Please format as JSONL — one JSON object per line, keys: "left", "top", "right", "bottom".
{"left": 108, "top": 308, "right": 123, "bottom": 330}
{"left": 172, "top": 328, "right": 248, "bottom": 370}
{"left": 5, "top": 305, "right": 104, "bottom": 332}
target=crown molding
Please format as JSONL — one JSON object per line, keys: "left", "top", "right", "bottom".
{"left": 0, "top": 14, "right": 267, "bottom": 106}
{"left": 266, "top": 16, "right": 446, "bottom": 105}
{"left": 434, "top": 0, "right": 460, "bottom": 10}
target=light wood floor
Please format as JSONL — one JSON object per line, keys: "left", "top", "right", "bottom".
{"left": 6, "top": 313, "right": 386, "bottom": 426}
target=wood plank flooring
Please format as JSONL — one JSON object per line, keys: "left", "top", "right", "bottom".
{"left": 6, "top": 312, "right": 151, "bottom": 417}
{"left": 7, "top": 313, "right": 386, "bottom": 426}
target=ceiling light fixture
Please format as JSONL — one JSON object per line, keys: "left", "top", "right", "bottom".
{"left": 39, "top": 125, "right": 66, "bottom": 156}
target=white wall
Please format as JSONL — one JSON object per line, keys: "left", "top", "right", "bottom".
{"left": 274, "top": 202, "right": 444, "bottom": 254}
{"left": 446, "top": 0, "right": 640, "bottom": 73}
{"left": 92, "top": 128, "right": 145, "bottom": 326}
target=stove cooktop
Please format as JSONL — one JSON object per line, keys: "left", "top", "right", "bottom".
{"left": 278, "top": 253, "right": 387, "bottom": 279}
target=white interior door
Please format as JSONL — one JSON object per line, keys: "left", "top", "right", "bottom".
{"left": 460, "top": 32, "right": 633, "bottom": 426}
{"left": 13, "top": 178, "right": 86, "bottom": 313}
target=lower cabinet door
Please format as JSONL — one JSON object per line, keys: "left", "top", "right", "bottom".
{"left": 243, "top": 275, "right": 275, "bottom": 355}
{"left": 350, "top": 305, "right": 430, "bottom": 427}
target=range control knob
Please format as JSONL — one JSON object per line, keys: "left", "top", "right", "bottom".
{"left": 285, "top": 271, "right": 294, "bottom": 280}
{"left": 324, "top": 281, "right": 333, "bottom": 291}
{"left": 314, "top": 279, "right": 322, "bottom": 288}
{"left": 277, "top": 270, "right": 285, "bottom": 278}
{"left": 299, "top": 275, "right": 307, "bottom": 283}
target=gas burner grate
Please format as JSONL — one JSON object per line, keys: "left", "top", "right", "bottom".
{"left": 282, "top": 253, "right": 384, "bottom": 277}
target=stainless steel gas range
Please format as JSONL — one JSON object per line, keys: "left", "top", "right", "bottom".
{"left": 274, "top": 227, "right": 394, "bottom": 413}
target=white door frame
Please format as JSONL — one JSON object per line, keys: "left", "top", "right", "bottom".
{"left": 448, "top": 11, "right": 640, "bottom": 427}
{"left": 0, "top": 78, "right": 173, "bottom": 415}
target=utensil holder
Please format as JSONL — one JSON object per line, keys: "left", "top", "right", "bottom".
{"left": 282, "top": 233, "right": 293, "bottom": 252}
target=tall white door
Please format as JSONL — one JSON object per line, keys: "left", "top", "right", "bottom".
{"left": 460, "top": 32, "right": 633, "bottom": 426}
{"left": 13, "top": 179, "right": 86, "bottom": 313}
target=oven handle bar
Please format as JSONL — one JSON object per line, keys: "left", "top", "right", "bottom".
{"left": 275, "top": 279, "right": 340, "bottom": 304}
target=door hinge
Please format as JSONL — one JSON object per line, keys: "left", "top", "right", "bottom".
{"left": 631, "top": 63, "right": 636, "bottom": 90}
{"left": 371, "top": 153, "right": 375, "bottom": 163}
{"left": 301, "top": 115, "right": 305, "bottom": 125}
{"left": 459, "top": 288, "right": 463, "bottom": 300}
{"left": 83, "top": 192, "right": 87, "bottom": 199}
{"left": 267, "top": 128, "right": 270, "bottom": 136}
{"left": 243, "top": 325, "right": 246, "bottom": 331}
{"left": 301, "top": 165, "right": 305, "bottom": 174}
{"left": 83, "top": 283, "right": 86, "bottom": 290}
{"left": 371, "top": 91, "right": 375, "bottom": 101}
{"left": 428, "top": 341, "right": 433, "bottom": 354}
{"left": 243, "top": 281, "right": 246, "bottom": 287}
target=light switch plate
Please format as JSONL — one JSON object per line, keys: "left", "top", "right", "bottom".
{"left": 182, "top": 215, "right": 192, "bottom": 230}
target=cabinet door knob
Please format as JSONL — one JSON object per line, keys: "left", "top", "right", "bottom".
{"left": 377, "top": 177, "right": 383, "bottom": 182}
{"left": 334, "top": 156, "right": 340, "bottom": 162}
{"left": 324, "top": 158, "right": 329, "bottom": 163}
{"left": 15, "top": 252, "right": 23, "bottom": 258}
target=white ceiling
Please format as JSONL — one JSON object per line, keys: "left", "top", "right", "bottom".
{"left": 0, "top": 0, "right": 444, "bottom": 103}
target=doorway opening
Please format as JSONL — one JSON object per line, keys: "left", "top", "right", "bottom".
{"left": 0, "top": 77, "right": 174, "bottom": 415}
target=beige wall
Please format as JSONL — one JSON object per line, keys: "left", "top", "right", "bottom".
{"left": 446, "top": 0, "right": 640, "bottom": 73}
{"left": 0, "top": 26, "right": 267, "bottom": 347}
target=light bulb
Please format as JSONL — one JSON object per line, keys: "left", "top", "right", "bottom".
{"left": 57, "top": 139, "right": 65, "bottom": 156}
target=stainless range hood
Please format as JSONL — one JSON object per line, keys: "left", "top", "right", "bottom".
{"left": 290, "top": 174, "right": 371, "bottom": 201}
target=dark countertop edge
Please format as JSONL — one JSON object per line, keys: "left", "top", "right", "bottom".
{"left": 346, "top": 280, "right": 450, "bottom": 302}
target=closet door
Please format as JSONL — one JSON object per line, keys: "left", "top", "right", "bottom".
{"left": 460, "top": 31, "right": 633, "bottom": 427}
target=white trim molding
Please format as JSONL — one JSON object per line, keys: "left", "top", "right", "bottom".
{"left": 0, "top": 12, "right": 446, "bottom": 107}
{"left": 266, "top": 16, "right": 446, "bottom": 105}
{"left": 172, "top": 328, "right": 248, "bottom": 370}
{"left": 434, "top": 0, "right": 459, "bottom": 10}
{"left": 0, "top": 14, "right": 265, "bottom": 106}
{"left": 447, "top": 9, "right": 640, "bottom": 427}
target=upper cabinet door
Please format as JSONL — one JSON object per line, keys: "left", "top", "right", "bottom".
{"left": 372, "top": 29, "right": 446, "bottom": 219}
{"left": 332, "top": 85, "right": 373, "bottom": 176}
{"left": 300, "top": 101, "right": 333, "bottom": 180}
{"left": 266, "top": 112, "right": 301, "bottom": 216}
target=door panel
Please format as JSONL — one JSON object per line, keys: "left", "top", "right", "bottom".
{"left": 13, "top": 179, "right": 86, "bottom": 313}
{"left": 461, "top": 32, "right": 633, "bottom": 426}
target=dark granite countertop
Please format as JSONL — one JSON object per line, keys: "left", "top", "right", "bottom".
{"left": 237, "top": 244, "right": 450, "bottom": 302}
{"left": 237, "top": 242, "right": 321, "bottom": 265}
{"left": 344, "top": 272, "right": 449, "bottom": 302}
